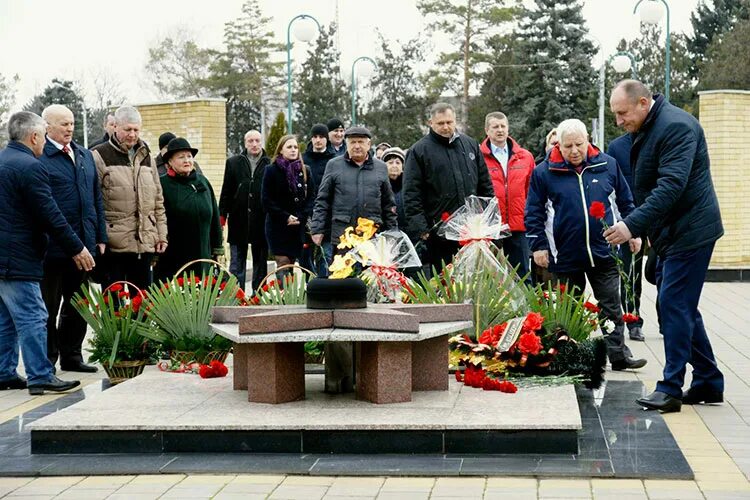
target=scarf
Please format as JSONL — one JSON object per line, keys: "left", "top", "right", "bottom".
{"left": 275, "top": 156, "right": 303, "bottom": 193}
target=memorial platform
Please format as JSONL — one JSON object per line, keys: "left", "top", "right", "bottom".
{"left": 27, "top": 367, "right": 581, "bottom": 455}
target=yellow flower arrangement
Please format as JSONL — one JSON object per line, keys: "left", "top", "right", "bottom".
{"left": 330, "top": 218, "right": 378, "bottom": 279}
{"left": 337, "top": 217, "right": 378, "bottom": 250}
{"left": 329, "top": 254, "right": 357, "bottom": 279}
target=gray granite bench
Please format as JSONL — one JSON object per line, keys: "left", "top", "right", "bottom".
{"left": 211, "top": 303, "right": 473, "bottom": 405}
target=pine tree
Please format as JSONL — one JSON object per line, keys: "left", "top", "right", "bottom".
{"left": 265, "top": 112, "right": 286, "bottom": 156}
{"left": 362, "top": 34, "right": 434, "bottom": 148}
{"left": 467, "top": 33, "right": 522, "bottom": 141}
{"left": 701, "top": 17, "right": 750, "bottom": 90}
{"left": 206, "top": 0, "right": 285, "bottom": 153}
{"left": 145, "top": 30, "right": 213, "bottom": 99}
{"left": 418, "top": 0, "right": 515, "bottom": 128}
{"left": 293, "top": 24, "right": 349, "bottom": 138}
{"left": 688, "top": 0, "right": 750, "bottom": 78}
{"left": 501, "top": 0, "right": 597, "bottom": 153}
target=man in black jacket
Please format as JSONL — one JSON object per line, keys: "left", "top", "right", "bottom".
{"left": 302, "top": 124, "right": 334, "bottom": 276}
{"left": 219, "top": 130, "right": 270, "bottom": 292}
{"left": 88, "top": 113, "right": 115, "bottom": 149}
{"left": 607, "top": 80, "right": 725, "bottom": 413}
{"left": 403, "top": 102, "right": 494, "bottom": 272}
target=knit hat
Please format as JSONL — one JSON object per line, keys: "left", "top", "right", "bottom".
{"left": 344, "top": 126, "right": 372, "bottom": 139}
{"left": 376, "top": 142, "right": 392, "bottom": 151}
{"left": 310, "top": 123, "right": 329, "bottom": 138}
{"left": 159, "top": 132, "right": 176, "bottom": 150}
{"left": 326, "top": 118, "right": 345, "bottom": 131}
{"left": 381, "top": 146, "right": 405, "bottom": 163}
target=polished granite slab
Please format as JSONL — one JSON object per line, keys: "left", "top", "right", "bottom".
{"left": 28, "top": 367, "right": 581, "bottom": 454}
{"left": 1, "top": 380, "right": 692, "bottom": 478}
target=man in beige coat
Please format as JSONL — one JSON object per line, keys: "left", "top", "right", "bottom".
{"left": 91, "top": 106, "right": 167, "bottom": 289}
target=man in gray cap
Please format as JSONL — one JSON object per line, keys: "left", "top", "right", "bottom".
{"left": 310, "top": 126, "right": 397, "bottom": 249}
{"left": 310, "top": 125, "right": 397, "bottom": 394}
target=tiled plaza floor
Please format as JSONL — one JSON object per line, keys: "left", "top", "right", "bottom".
{"left": 0, "top": 281, "right": 748, "bottom": 498}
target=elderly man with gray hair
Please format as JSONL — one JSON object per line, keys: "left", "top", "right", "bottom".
{"left": 403, "top": 102, "right": 494, "bottom": 273}
{"left": 39, "top": 104, "right": 107, "bottom": 373}
{"left": 525, "top": 118, "right": 646, "bottom": 372}
{"left": 91, "top": 106, "right": 167, "bottom": 290}
{"left": 0, "top": 111, "right": 94, "bottom": 395}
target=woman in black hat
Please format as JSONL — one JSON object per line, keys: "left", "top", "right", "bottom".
{"left": 261, "top": 134, "right": 314, "bottom": 284}
{"left": 155, "top": 137, "right": 224, "bottom": 281}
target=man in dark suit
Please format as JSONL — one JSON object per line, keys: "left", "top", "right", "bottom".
{"left": 607, "top": 80, "right": 725, "bottom": 413}
{"left": 40, "top": 105, "right": 107, "bottom": 373}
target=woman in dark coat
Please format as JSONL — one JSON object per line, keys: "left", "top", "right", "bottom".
{"left": 155, "top": 138, "right": 224, "bottom": 282}
{"left": 382, "top": 146, "right": 407, "bottom": 229}
{"left": 261, "top": 134, "right": 314, "bottom": 282}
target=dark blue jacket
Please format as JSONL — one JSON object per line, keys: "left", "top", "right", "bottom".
{"left": 0, "top": 142, "right": 84, "bottom": 280}
{"left": 302, "top": 142, "right": 335, "bottom": 197}
{"left": 606, "top": 133, "right": 634, "bottom": 191}
{"left": 525, "top": 144, "right": 635, "bottom": 273}
{"left": 40, "top": 140, "right": 107, "bottom": 261}
{"left": 624, "top": 95, "right": 723, "bottom": 256}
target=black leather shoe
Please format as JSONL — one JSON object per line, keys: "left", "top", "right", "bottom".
{"left": 682, "top": 386, "right": 724, "bottom": 405}
{"left": 636, "top": 390, "right": 682, "bottom": 413}
{"left": 60, "top": 361, "right": 98, "bottom": 373}
{"left": 28, "top": 376, "right": 81, "bottom": 395}
{"left": 0, "top": 376, "right": 27, "bottom": 390}
{"left": 611, "top": 357, "right": 648, "bottom": 371}
{"left": 628, "top": 326, "right": 645, "bottom": 342}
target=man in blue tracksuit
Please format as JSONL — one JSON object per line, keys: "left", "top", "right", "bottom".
{"left": 608, "top": 80, "right": 724, "bottom": 413}
{"left": 526, "top": 118, "right": 647, "bottom": 372}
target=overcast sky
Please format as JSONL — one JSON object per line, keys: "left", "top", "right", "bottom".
{"left": 0, "top": 0, "right": 701, "bottom": 111}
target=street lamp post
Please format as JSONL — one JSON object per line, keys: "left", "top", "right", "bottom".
{"left": 634, "top": 0, "right": 670, "bottom": 101}
{"left": 286, "top": 14, "right": 321, "bottom": 134}
{"left": 53, "top": 82, "right": 88, "bottom": 148}
{"left": 598, "top": 51, "right": 638, "bottom": 147}
{"left": 350, "top": 56, "right": 376, "bottom": 126}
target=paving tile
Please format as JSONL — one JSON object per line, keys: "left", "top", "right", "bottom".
{"left": 380, "top": 477, "right": 435, "bottom": 491}
{"left": 213, "top": 494, "right": 268, "bottom": 500}
{"left": 539, "top": 478, "right": 591, "bottom": 498}
{"left": 7, "top": 476, "right": 84, "bottom": 496}
{"left": 52, "top": 489, "right": 116, "bottom": 499}
{"left": 376, "top": 492, "right": 430, "bottom": 500}
{"left": 75, "top": 475, "right": 135, "bottom": 487}
{"left": 483, "top": 487, "right": 537, "bottom": 499}
{"left": 326, "top": 476, "right": 385, "bottom": 496}
{"left": 268, "top": 484, "right": 329, "bottom": 499}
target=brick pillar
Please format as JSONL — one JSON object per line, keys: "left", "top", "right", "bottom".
{"left": 136, "top": 98, "right": 227, "bottom": 196}
{"left": 699, "top": 90, "right": 750, "bottom": 274}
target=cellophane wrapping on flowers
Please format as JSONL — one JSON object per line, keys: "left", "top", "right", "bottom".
{"left": 353, "top": 229, "right": 421, "bottom": 302}
{"left": 438, "top": 195, "right": 519, "bottom": 279}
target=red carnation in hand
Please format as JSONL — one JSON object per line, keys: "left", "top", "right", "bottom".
{"left": 583, "top": 301, "right": 600, "bottom": 313}
{"left": 522, "top": 312, "right": 544, "bottom": 332}
{"left": 517, "top": 331, "right": 543, "bottom": 356}
{"left": 589, "top": 201, "right": 606, "bottom": 220}
{"left": 441, "top": 211, "right": 450, "bottom": 222}
{"left": 623, "top": 313, "right": 639, "bottom": 324}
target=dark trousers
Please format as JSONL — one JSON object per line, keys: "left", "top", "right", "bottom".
{"left": 425, "top": 235, "right": 460, "bottom": 277}
{"left": 106, "top": 252, "right": 153, "bottom": 292}
{"left": 230, "top": 242, "right": 268, "bottom": 293}
{"left": 655, "top": 243, "right": 724, "bottom": 398}
{"left": 498, "top": 231, "right": 530, "bottom": 282}
{"left": 41, "top": 260, "right": 88, "bottom": 365}
{"left": 553, "top": 259, "right": 632, "bottom": 363}
{"left": 619, "top": 244, "right": 645, "bottom": 329}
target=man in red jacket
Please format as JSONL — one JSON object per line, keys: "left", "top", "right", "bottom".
{"left": 480, "top": 112, "right": 536, "bottom": 281}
